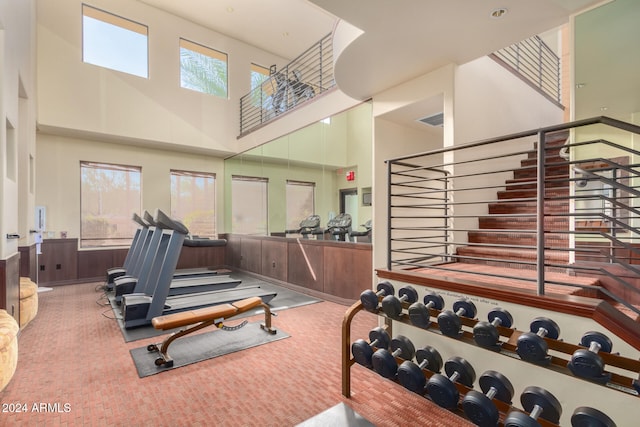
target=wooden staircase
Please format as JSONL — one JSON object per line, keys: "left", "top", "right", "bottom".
{"left": 457, "top": 131, "right": 575, "bottom": 269}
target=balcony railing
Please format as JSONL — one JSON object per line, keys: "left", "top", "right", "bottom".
{"left": 386, "top": 116, "right": 640, "bottom": 318}
{"left": 491, "top": 35, "right": 561, "bottom": 104}
{"left": 239, "top": 33, "right": 335, "bottom": 136}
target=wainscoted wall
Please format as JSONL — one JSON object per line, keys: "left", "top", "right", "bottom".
{"left": 224, "top": 234, "right": 372, "bottom": 301}
{"left": 0, "top": 253, "right": 21, "bottom": 323}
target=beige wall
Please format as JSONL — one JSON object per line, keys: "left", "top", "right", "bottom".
{"left": 36, "top": 0, "right": 287, "bottom": 156}
{"left": 1, "top": 0, "right": 37, "bottom": 258}
{"left": 36, "top": 134, "right": 224, "bottom": 242}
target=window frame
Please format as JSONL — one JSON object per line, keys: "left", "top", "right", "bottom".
{"left": 285, "top": 180, "right": 316, "bottom": 231}
{"left": 80, "top": 161, "right": 142, "bottom": 248}
{"left": 170, "top": 169, "right": 217, "bottom": 238}
{"left": 179, "top": 37, "right": 229, "bottom": 98}
{"left": 231, "top": 175, "right": 269, "bottom": 235}
{"left": 81, "top": 4, "right": 149, "bottom": 78}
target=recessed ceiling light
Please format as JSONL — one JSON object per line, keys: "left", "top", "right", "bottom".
{"left": 226, "top": 6, "right": 234, "bottom": 13}
{"left": 490, "top": 8, "right": 508, "bottom": 18}
{"left": 600, "top": 106, "right": 608, "bottom": 111}
{"left": 576, "top": 83, "right": 586, "bottom": 89}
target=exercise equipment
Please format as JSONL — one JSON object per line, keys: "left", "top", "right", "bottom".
{"left": 105, "top": 212, "right": 149, "bottom": 289}
{"left": 350, "top": 219, "right": 372, "bottom": 243}
{"left": 473, "top": 307, "right": 513, "bottom": 350}
{"left": 503, "top": 386, "right": 562, "bottom": 426}
{"left": 571, "top": 406, "right": 616, "bottom": 427}
{"left": 408, "top": 292, "right": 445, "bottom": 329}
{"left": 426, "top": 356, "right": 476, "bottom": 410}
{"left": 351, "top": 327, "right": 391, "bottom": 368}
{"left": 397, "top": 345, "right": 443, "bottom": 394}
{"left": 326, "top": 213, "right": 352, "bottom": 241}
{"left": 462, "top": 370, "right": 514, "bottom": 427}
{"left": 148, "top": 296, "right": 276, "bottom": 368}
{"left": 121, "top": 211, "right": 277, "bottom": 328}
{"left": 113, "top": 211, "right": 234, "bottom": 303}
{"left": 360, "top": 281, "right": 394, "bottom": 312}
{"left": 437, "top": 298, "right": 477, "bottom": 338}
{"left": 285, "top": 215, "right": 323, "bottom": 239}
{"left": 371, "top": 335, "right": 415, "bottom": 379}
{"left": 567, "top": 331, "right": 613, "bottom": 383}
{"left": 380, "top": 286, "right": 418, "bottom": 319}
{"left": 516, "top": 317, "right": 561, "bottom": 365}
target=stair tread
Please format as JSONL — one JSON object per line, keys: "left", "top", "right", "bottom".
{"left": 413, "top": 262, "right": 600, "bottom": 296}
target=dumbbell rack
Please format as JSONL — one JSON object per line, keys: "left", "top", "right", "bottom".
{"left": 342, "top": 296, "right": 640, "bottom": 425}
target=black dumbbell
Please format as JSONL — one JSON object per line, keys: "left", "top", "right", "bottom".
{"left": 571, "top": 406, "right": 617, "bottom": 427}
{"left": 503, "top": 386, "right": 562, "bottom": 426}
{"left": 473, "top": 307, "right": 514, "bottom": 350}
{"left": 371, "top": 335, "right": 415, "bottom": 379}
{"left": 437, "top": 298, "right": 477, "bottom": 338}
{"left": 381, "top": 286, "right": 419, "bottom": 319}
{"left": 425, "top": 356, "right": 476, "bottom": 410}
{"left": 360, "top": 281, "right": 394, "bottom": 312}
{"left": 397, "top": 345, "right": 443, "bottom": 394}
{"left": 567, "top": 331, "right": 613, "bottom": 383}
{"left": 462, "top": 370, "right": 514, "bottom": 427}
{"left": 516, "top": 317, "right": 561, "bottom": 365}
{"left": 408, "top": 291, "right": 445, "bottom": 329}
{"left": 351, "top": 327, "right": 390, "bottom": 368}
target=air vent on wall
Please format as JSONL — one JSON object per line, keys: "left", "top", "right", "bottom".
{"left": 417, "top": 112, "right": 444, "bottom": 127}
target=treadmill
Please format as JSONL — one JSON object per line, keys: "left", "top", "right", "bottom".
{"left": 113, "top": 212, "right": 239, "bottom": 303}
{"left": 105, "top": 212, "right": 150, "bottom": 290}
{"left": 120, "top": 210, "right": 277, "bottom": 328}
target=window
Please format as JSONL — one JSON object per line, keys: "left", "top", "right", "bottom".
{"left": 170, "top": 170, "right": 216, "bottom": 238}
{"left": 80, "top": 161, "right": 141, "bottom": 248}
{"left": 82, "top": 4, "right": 148, "bottom": 78}
{"left": 231, "top": 176, "right": 268, "bottom": 235}
{"left": 286, "top": 180, "right": 315, "bottom": 230}
{"left": 180, "top": 38, "right": 228, "bottom": 97}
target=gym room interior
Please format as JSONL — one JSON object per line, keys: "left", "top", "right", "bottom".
{"left": 1, "top": 0, "right": 639, "bottom": 425}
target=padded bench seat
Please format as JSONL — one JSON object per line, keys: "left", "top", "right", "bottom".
{"left": 152, "top": 296, "right": 263, "bottom": 331}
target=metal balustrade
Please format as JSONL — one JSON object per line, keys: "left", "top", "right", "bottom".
{"left": 239, "top": 33, "right": 335, "bottom": 136}
{"left": 387, "top": 116, "right": 640, "bottom": 317}
{"left": 492, "top": 35, "right": 561, "bottom": 104}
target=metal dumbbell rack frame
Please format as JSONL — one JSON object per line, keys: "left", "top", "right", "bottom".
{"left": 342, "top": 288, "right": 640, "bottom": 425}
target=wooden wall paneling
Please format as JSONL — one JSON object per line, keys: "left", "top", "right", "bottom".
{"left": 287, "top": 240, "right": 324, "bottom": 292}
{"left": 39, "top": 239, "right": 78, "bottom": 285}
{"left": 177, "top": 245, "right": 226, "bottom": 269}
{"left": 18, "top": 244, "right": 37, "bottom": 281}
{"left": 323, "top": 245, "right": 372, "bottom": 299}
{"left": 224, "top": 235, "right": 242, "bottom": 268}
{"left": 0, "top": 253, "right": 21, "bottom": 322}
{"left": 261, "top": 239, "right": 288, "bottom": 281}
{"left": 240, "top": 237, "right": 262, "bottom": 274}
{"left": 77, "top": 248, "right": 128, "bottom": 280}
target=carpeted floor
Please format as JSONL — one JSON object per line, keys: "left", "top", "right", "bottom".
{"left": 2, "top": 281, "right": 471, "bottom": 426}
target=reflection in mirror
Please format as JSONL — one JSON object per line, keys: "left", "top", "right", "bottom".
{"left": 224, "top": 102, "right": 372, "bottom": 238}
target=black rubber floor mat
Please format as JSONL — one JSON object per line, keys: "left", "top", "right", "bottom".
{"left": 130, "top": 322, "right": 289, "bottom": 377}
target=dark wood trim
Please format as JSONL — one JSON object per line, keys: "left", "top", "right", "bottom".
{"left": 376, "top": 268, "right": 640, "bottom": 350}
{"left": 0, "top": 253, "right": 21, "bottom": 323}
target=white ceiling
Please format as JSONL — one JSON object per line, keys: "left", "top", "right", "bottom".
{"left": 139, "top": 0, "right": 638, "bottom": 125}
{"left": 138, "top": 0, "right": 337, "bottom": 59}
{"left": 140, "top": 0, "right": 602, "bottom": 100}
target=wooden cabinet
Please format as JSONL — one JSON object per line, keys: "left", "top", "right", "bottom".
{"left": 38, "top": 239, "right": 78, "bottom": 285}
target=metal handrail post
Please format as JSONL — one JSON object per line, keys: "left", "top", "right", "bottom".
{"left": 536, "top": 130, "right": 546, "bottom": 295}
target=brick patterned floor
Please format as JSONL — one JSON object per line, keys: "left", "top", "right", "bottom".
{"left": 1, "top": 282, "right": 470, "bottom": 426}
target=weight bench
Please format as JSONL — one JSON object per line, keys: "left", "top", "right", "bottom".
{"left": 147, "top": 296, "right": 277, "bottom": 367}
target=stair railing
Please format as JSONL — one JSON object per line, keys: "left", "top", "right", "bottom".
{"left": 386, "top": 116, "right": 640, "bottom": 318}
{"left": 239, "top": 33, "right": 335, "bottom": 136}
